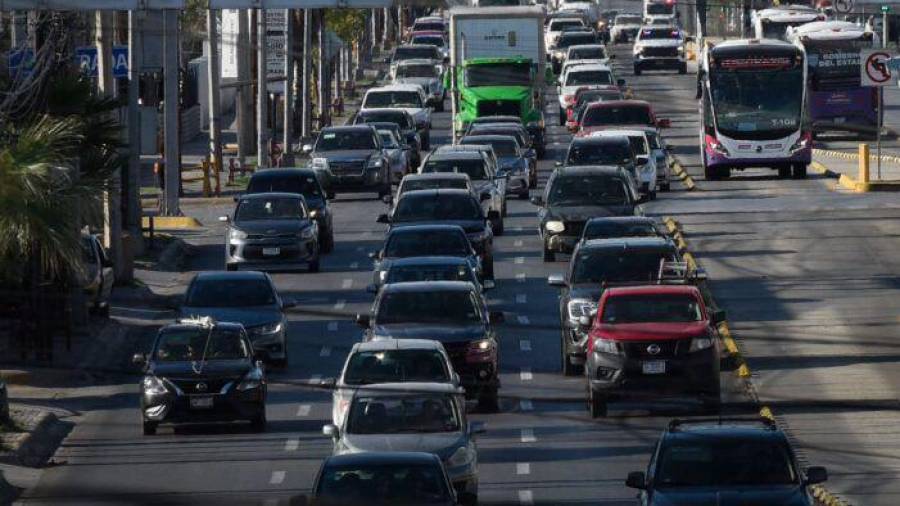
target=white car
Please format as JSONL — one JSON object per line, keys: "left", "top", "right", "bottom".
{"left": 590, "top": 129, "right": 658, "bottom": 198}
{"left": 392, "top": 58, "right": 446, "bottom": 112}
{"left": 361, "top": 84, "right": 433, "bottom": 149}
{"left": 326, "top": 338, "right": 459, "bottom": 426}
{"left": 557, "top": 63, "right": 616, "bottom": 125}
{"left": 565, "top": 44, "right": 611, "bottom": 66}
{"left": 544, "top": 17, "right": 586, "bottom": 54}
{"left": 632, "top": 25, "right": 687, "bottom": 75}
{"left": 610, "top": 13, "right": 643, "bottom": 43}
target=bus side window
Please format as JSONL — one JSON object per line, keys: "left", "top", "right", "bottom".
{"left": 702, "top": 90, "right": 715, "bottom": 136}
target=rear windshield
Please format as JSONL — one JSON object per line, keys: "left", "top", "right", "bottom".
{"left": 616, "top": 15, "right": 642, "bottom": 24}
{"left": 566, "top": 140, "right": 633, "bottom": 166}
{"left": 235, "top": 197, "right": 306, "bottom": 221}
{"left": 601, "top": 294, "right": 703, "bottom": 323}
{"left": 246, "top": 173, "right": 322, "bottom": 198}
{"left": 583, "top": 220, "right": 658, "bottom": 240}
{"left": 656, "top": 440, "right": 797, "bottom": 487}
{"left": 577, "top": 91, "right": 622, "bottom": 107}
{"left": 469, "top": 127, "right": 526, "bottom": 147}
{"left": 640, "top": 28, "right": 681, "bottom": 39}
{"left": 396, "top": 64, "right": 438, "bottom": 79}
{"left": 185, "top": 277, "right": 276, "bottom": 307}
{"left": 412, "top": 36, "right": 444, "bottom": 47}
{"left": 387, "top": 264, "right": 474, "bottom": 284}
{"left": 565, "top": 69, "right": 613, "bottom": 86}
{"left": 394, "top": 194, "right": 483, "bottom": 222}
{"left": 316, "top": 130, "right": 376, "bottom": 151}
{"left": 376, "top": 290, "right": 481, "bottom": 324}
{"left": 384, "top": 230, "right": 470, "bottom": 257}
{"left": 394, "top": 46, "right": 439, "bottom": 61}
{"left": 569, "top": 46, "right": 607, "bottom": 60}
{"left": 316, "top": 463, "right": 451, "bottom": 505}
{"left": 365, "top": 91, "right": 422, "bottom": 109}
{"left": 646, "top": 3, "right": 675, "bottom": 15}
{"left": 344, "top": 350, "right": 450, "bottom": 385}
{"left": 154, "top": 328, "right": 250, "bottom": 362}
{"left": 400, "top": 178, "right": 468, "bottom": 193}
{"left": 583, "top": 105, "right": 653, "bottom": 127}
{"left": 550, "top": 19, "right": 584, "bottom": 31}
{"left": 358, "top": 111, "right": 412, "bottom": 130}
{"left": 557, "top": 34, "right": 597, "bottom": 48}
{"left": 461, "top": 137, "right": 517, "bottom": 157}
{"left": 572, "top": 250, "right": 674, "bottom": 284}
{"left": 413, "top": 21, "right": 445, "bottom": 32}
{"left": 422, "top": 158, "right": 487, "bottom": 180}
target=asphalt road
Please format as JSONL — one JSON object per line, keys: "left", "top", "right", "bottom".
{"left": 16, "top": 43, "right": 900, "bottom": 506}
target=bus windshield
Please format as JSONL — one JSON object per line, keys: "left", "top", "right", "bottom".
{"left": 805, "top": 38, "right": 872, "bottom": 90}
{"left": 711, "top": 69, "right": 803, "bottom": 140}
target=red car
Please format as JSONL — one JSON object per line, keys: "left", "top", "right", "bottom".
{"left": 583, "top": 284, "right": 725, "bottom": 417}
{"left": 575, "top": 99, "right": 670, "bottom": 137}
{"left": 565, "top": 85, "right": 625, "bottom": 132}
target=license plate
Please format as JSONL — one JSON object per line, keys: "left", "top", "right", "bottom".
{"left": 190, "top": 396, "right": 213, "bottom": 409}
{"left": 642, "top": 361, "right": 666, "bottom": 375}
{"left": 262, "top": 247, "right": 280, "bottom": 256}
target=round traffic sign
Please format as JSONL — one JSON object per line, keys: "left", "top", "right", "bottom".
{"left": 865, "top": 51, "right": 892, "bottom": 84}
{"left": 834, "top": 0, "right": 853, "bottom": 14}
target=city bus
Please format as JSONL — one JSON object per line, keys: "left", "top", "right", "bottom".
{"left": 696, "top": 39, "right": 811, "bottom": 180}
{"left": 751, "top": 4, "right": 823, "bottom": 40}
{"left": 787, "top": 21, "right": 878, "bottom": 136}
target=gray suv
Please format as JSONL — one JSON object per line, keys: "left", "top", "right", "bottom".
{"left": 303, "top": 125, "right": 391, "bottom": 200}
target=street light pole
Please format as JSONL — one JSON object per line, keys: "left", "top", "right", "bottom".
{"left": 257, "top": 8, "right": 269, "bottom": 169}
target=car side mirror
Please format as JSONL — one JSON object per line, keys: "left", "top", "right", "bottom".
{"left": 382, "top": 194, "right": 393, "bottom": 205}
{"left": 132, "top": 352, "right": 146, "bottom": 366}
{"left": 468, "top": 421, "right": 486, "bottom": 435}
{"left": 301, "top": 144, "right": 313, "bottom": 154}
{"left": 368, "top": 251, "right": 379, "bottom": 260}
{"left": 547, "top": 274, "right": 565, "bottom": 287}
{"left": 609, "top": 53, "right": 617, "bottom": 59}
{"left": 218, "top": 215, "right": 230, "bottom": 223}
{"left": 355, "top": 313, "right": 371, "bottom": 328}
{"left": 617, "top": 78, "right": 626, "bottom": 87}
{"left": 657, "top": 118, "right": 671, "bottom": 128}
{"left": 711, "top": 308, "right": 727, "bottom": 324}
{"left": 319, "top": 377, "right": 337, "bottom": 389}
{"left": 530, "top": 196, "right": 544, "bottom": 206}
{"left": 482, "top": 279, "right": 495, "bottom": 291}
{"left": 625, "top": 471, "right": 647, "bottom": 489}
{"left": 322, "top": 424, "right": 339, "bottom": 438}
{"left": 805, "top": 466, "right": 828, "bottom": 485}
{"left": 489, "top": 311, "right": 505, "bottom": 324}
{"left": 376, "top": 213, "right": 390, "bottom": 224}
{"left": 451, "top": 372, "right": 461, "bottom": 385}
{"left": 366, "top": 284, "right": 378, "bottom": 294}
{"left": 554, "top": 161, "right": 562, "bottom": 167}
{"left": 664, "top": 145, "right": 674, "bottom": 152}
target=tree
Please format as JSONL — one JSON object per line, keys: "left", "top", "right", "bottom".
{"left": 324, "top": 10, "right": 367, "bottom": 45}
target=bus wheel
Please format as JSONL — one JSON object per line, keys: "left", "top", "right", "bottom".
{"left": 792, "top": 164, "right": 807, "bottom": 179}
{"left": 777, "top": 166, "right": 791, "bottom": 179}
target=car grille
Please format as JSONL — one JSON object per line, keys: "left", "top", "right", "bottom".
{"left": 563, "top": 220, "right": 585, "bottom": 237}
{"left": 623, "top": 340, "right": 684, "bottom": 359}
{"left": 643, "top": 47, "right": 679, "bottom": 58}
{"left": 166, "top": 377, "right": 236, "bottom": 395}
{"left": 246, "top": 233, "right": 296, "bottom": 240}
{"left": 442, "top": 341, "right": 470, "bottom": 365}
{"left": 329, "top": 160, "right": 366, "bottom": 176}
{"left": 478, "top": 100, "right": 521, "bottom": 118}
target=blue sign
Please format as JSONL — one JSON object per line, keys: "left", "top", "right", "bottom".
{"left": 8, "top": 48, "right": 35, "bottom": 78}
{"left": 75, "top": 45, "right": 129, "bottom": 78}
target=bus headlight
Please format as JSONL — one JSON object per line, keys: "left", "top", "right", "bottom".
{"left": 789, "top": 132, "right": 812, "bottom": 155}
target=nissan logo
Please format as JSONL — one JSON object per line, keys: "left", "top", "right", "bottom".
{"left": 195, "top": 382, "right": 208, "bottom": 392}
{"left": 646, "top": 344, "right": 661, "bottom": 355}
{"left": 755, "top": 145, "right": 763, "bottom": 153}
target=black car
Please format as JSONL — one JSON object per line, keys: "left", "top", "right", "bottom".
{"left": 244, "top": 168, "right": 334, "bottom": 253}
{"left": 311, "top": 452, "right": 458, "bottom": 506}
{"left": 303, "top": 125, "right": 391, "bottom": 199}
{"left": 547, "top": 237, "right": 679, "bottom": 375}
{"left": 380, "top": 256, "right": 490, "bottom": 293}
{"left": 579, "top": 216, "right": 663, "bottom": 243}
{"left": 532, "top": 166, "right": 640, "bottom": 262}
{"left": 353, "top": 109, "right": 422, "bottom": 168}
{"left": 356, "top": 281, "right": 503, "bottom": 411}
{"left": 626, "top": 418, "right": 828, "bottom": 506}
{"left": 551, "top": 31, "right": 601, "bottom": 73}
{"left": 564, "top": 135, "right": 639, "bottom": 189}
{"left": 464, "top": 124, "right": 539, "bottom": 186}
{"left": 419, "top": 150, "right": 506, "bottom": 233}
{"left": 369, "top": 224, "right": 482, "bottom": 287}
{"left": 133, "top": 318, "right": 267, "bottom": 435}
{"left": 379, "top": 189, "right": 496, "bottom": 279}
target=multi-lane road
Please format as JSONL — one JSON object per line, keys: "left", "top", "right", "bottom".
{"left": 14, "top": 42, "right": 900, "bottom": 506}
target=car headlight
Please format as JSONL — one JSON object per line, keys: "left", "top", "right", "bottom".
{"left": 309, "top": 209, "right": 319, "bottom": 218}
{"left": 567, "top": 299, "right": 597, "bottom": 322}
{"left": 237, "top": 368, "right": 264, "bottom": 391}
{"left": 677, "top": 45, "right": 685, "bottom": 53}
{"left": 545, "top": 220, "right": 565, "bottom": 233}
{"left": 299, "top": 226, "right": 316, "bottom": 239}
{"left": 471, "top": 339, "right": 492, "bottom": 351}
{"left": 592, "top": 337, "right": 619, "bottom": 354}
{"left": 229, "top": 227, "right": 248, "bottom": 240}
{"left": 448, "top": 446, "right": 474, "bottom": 467}
{"left": 256, "top": 321, "right": 283, "bottom": 335}
{"left": 378, "top": 270, "right": 388, "bottom": 282}
{"left": 312, "top": 157, "right": 328, "bottom": 169}
{"left": 367, "top": 158, "right": 383, "bottom": 168}
{"left": 689, "top": 336, "right": 715, "bottom": 352}
{"left": 553, "top": 51, "right": 564, "bottom": 59}
{"left": 634, "top": 47, "right": 644, "bottom": 56}
{"left": 142, "top": 376, "right": 168, "bottom": 396}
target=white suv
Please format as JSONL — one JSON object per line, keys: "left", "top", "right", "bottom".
{"left": 361, "top": 84, "right": 433, "bottom": 149}
{"left": 632, "top": 25, "right": 687, "bottom": 75}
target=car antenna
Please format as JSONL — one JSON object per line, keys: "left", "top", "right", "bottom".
{"left": 190, "top": 316, "right": 215, "bottom": 375}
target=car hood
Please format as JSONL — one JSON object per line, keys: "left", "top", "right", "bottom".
{"left": 372, "top": 323, "right": 487, "bottom": 343}
{"left": 497, "top": 155, "right": 523, "bottom": 167}
{"left": 232, "top": 219, "right": 312, "bottom": 234}
{"left": 339, "top": 432, "right": 466, "bottom": 459}
{"left": 312, "top": 149, "right": 378, "bottom": 162}
{"left": 395, "top": 77, "right": 439, "bottom": 89}
{"left": 650, "top": 486, "right": 809, "bottom": 506}
{"left": 547, "top": 205, "right": 634, "bottom": 221}
{"left": 149, "top": 359, "right": 252, "bottom": 378}
{"left": 567, "top": 285, "right": 605, "bottom": 303}
{"left": 391, "top": 220, "right": 486, "bottom": 234}
{"left": 177, "top": 306, "right": 282, "bottom": 328}
{"left": 638, "top": 39, "right": 684, "bottom": 48}
{"left": 594, "top": 322, "right": 710, "bottom": 341}
{"left": 463, "top": 86, "right": 531, "bottom": 102}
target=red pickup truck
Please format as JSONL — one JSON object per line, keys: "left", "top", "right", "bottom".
{"left": 583, "top": 284, "right": 725, "bottom": 417}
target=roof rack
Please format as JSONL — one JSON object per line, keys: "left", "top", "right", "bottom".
{"left": 657, "top": 259, "right": 707, "bottom": 284}
{"left": 667, "top": 417, "right": 778, "bottom": 431}
{"left": 175, "top": 315, "right": 217, "bottom": 328}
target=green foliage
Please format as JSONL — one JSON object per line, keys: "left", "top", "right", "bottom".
{"left": 325, "top": 9, "right": 368, "bottom": 44}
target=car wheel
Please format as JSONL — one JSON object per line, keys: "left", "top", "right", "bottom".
{"left": 483, "top": 254, "right": 495, "bottom": 280}
{"left": 478, "top": 387, "right": 499, "bottom": 413}
{"left": 97, "top": 303, "right": 110, "bottom": 318}
{"left": 633, "top": 65, "right": 642, "bottom": 76}
{"left": 792, "top": 163, "right": 807, "bottom": 179}
{"left": 777, "top": 165, "right": 791, "bottom": 179}
{"left": 589, "top": 389, "right": 607, "bottom": 418}
{"left": 422, "top": 131, "right": 431, "bottom": 150}
{"left": 660, "top": 182, "right": 671, "bottom": 192}
{"left": 536, "top": 144, "right": 546, "bottom": 160}
{"left": 250, "top": 410, "right": 267, "bottom": 432}
{"left": 321, "top": 229, "right": 335, "bottom": 254}
{"left": 529, "top": 172, "right": 537, "bottom": 189}
{"left": 326, "top": 190, "right": 336, "bottom": 200}
{"left": 561, "top": 334, "right": 576, "bottom": 376}
{"left": 494, "top": 218, "right": 504, "bottom": 236}
{"left": 435, "top": 99, "right": 444, "bottom": 113}
{"left": 678, "top": 63, "right": 687, "bottom": 74}
{"left": 142, "top": 420, "right": 157, "bottom": 436}
{"left": 309, "top": 255, "right": 321, "bottom": 273}
{"left": 225, "top": 263, "right": 238, "bottom": 271}
{"left": 558, "top": 107, "right": 566, "bottom": 126}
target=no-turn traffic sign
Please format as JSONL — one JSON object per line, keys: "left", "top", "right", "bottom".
{"left": 861, "top": 50, "right": 894, "bottom": 87}
{"left": 834, "top": 0, "right": 853, "bottom": 14}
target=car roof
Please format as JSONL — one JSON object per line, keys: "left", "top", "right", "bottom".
{"left": 161, "top": 320, "right": 245, "bottom": 333}
{"left": 238, "top": 191, "right": 306, "bottom": 201}
{"left": 403, "top": 172, "right": 471, "bottom": 181}
{"left": 664, "top": 418, "right": 785, "bottom": 441}
{"left": 248, "top": 167, "right": 317, "bottom": 179}
{"left": 396, "top": 58, "right": 442, "bottom": 66}
{"left": 369, "top": 122, "right": 401, "bottom": 130}
{"left": 396, "top": 43, "right": 439, "bottom": 51}
{"left": 605, "top": 284, "right": 701, "bottom": 298}
{"left": 427, "top": 150, "right": 484, "bottom": 160}
{"left": 580, "top": 236, "right": 674, "bottom": 250}
{"left": 358, "top": 108, "right": 412, "bottom": 117}
{"left": 586, "top": 216, "right": 657, "bottom": 225}
{"left": 386, "top": 224, "right": 466, "bottom": 235}
{"left": 470, "top": 123, "right": 526, "bottom": 131}
{"left": 567, "top": 43, "right": 606, "bottom": 51}
{"left": 565, "top": 63, "right": 612, "bottom": 72}
{"left": 354, "top": 338, "right": 446, "bottom": 352}
{"left": 368, "top": 83, "right": 424, "bottom": 93}
{"left": 322, "top": 125, "right": 376, "bottom": 133}
{"left": 556, "top": 165, "right": 627, "bottom": 176}
{"left": 587, "top": 99, "right": 652, "bottom": 109}
{"left": 353, "top": 382, "right": 463, "bottom": 396}
{"left": 572, "top": 135, "right": 630, "bottom": 144}
{"left": 462, "top": 134, "right": 518, "bottom": 143}
{"left": 591, "top": 129, "right": 647, "bottom": 138}
{"left": 324, "top": 451, "right": 442, "bottom": 467}
{"left": 398, "top": 188, "right": 476, "bottom": 199}
{"left": 193, "top": 271, "right": 268, "bottom": 282}
{"left": 380, "top": 280, "right": 476, "bottom": 293}
{"left": 389, "top": 256, "right": 469, "bottom": 268}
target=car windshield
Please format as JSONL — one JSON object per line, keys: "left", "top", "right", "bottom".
{"left": 566, "top": 70, "right": 613, "bottom": 86}
{"left": 656, "top": 439, "right": 798, "bottom": 486}
{"left": 387, "top": 264, "right": 474, "bottom": 284}
{"left": 376, "top": 290, "right": 481, "bottom": 324}
{"left": 584, "top": 220, "right": 658, "bottom": 240}
{"left": 414, "top": 21, "right": 444, "bottom": 32}
{"left": 347, "top": 395, "right": 460, "bottom": 434}
{"left": 547, "top": 174, "right": 629, "bottom": 206}
{"left": 365, "top": 91, "right": 422, "bottom": 108}
{"left": 384, "top": 231, "right": 470, "bottom": 257}
{"left": 557, "top": 34, "right": 597, "bottom": 49}
{"left": 626, "top": 135, "right": 650, "bottom": 156}
{"left": 235, "top": 197, "right": 305, "bottom": 221}
{"left": 601, "top": 294, "right": 703, "bottom": 323}
{"left": 316, "top": 463, "right": 451, "bottom": 505}
{"left": 641, "top": 28, "right": 681, "bottom": 39}
{"left": 395, "top": 46, "right": 439, "bottom": 60}
{"left": 462, "top": 137, "right": 517, "bottom": 157}
{"left": 396, "top": 64, "right": 438, "bottom": 79}
{"left": 422, "top": 158, "right": 487, "bottom": 180}
{"left": 583, "top": 105, "right": 654, "bottom": 127}
{"left": 154, "top": 328, "right": 250, "bottom": 362}
{"left": 465, "top": 62, "right": 532, "bottom": 87}
{"left": 616, "top": 15, "right": 642, "bottom": 25}
{"left": 246, "top": 173, "right": 322, "bottom": 198}
{"left": 401, "top": 178, "right": 468, "bottom": 193}
{"left": 577, "top": 91, "right": 622, "bottom": 108}
{"left": 379, "top": 131, "right": 400, "bottom": 149}
{"left": 412, "top": 36, "right": 444, "bottom": 47}
{"left": 566, "top": 141, "right": 633, "bottom": 166}
{"left": 394, "top": 194, "right": 483, "bottom": 221}
{"left": 344, "top": 350, "right": 450, "bottom": 385}
{"left": 646, "top": 3, "right": 674, "bottom": 15}
{"left": 550, "top": 19, "right": 583, "bottom": 31}
{"left": 572, "top": 250, "right": 673, "bottom": 284}
{"left": 570, "top": 46, "right": 607, "bottom": 59}
{"left": 470, "top": 128, "right": 525, "bottom": 146}
{"left": 316, "top": 130, "right": 376, "bottom": 151}
{"left": 359, "top": 111, "right": 412, "bottom": 130}
{"left": 184, "top": 278, "right": 276, "bottom": 307}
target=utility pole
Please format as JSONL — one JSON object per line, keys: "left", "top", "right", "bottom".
{"left": 257, "top": 8, "right": 269, "bottom": 168}
{"left": 318, "top": 11, "right": 329, "bottom": 128}
{"left": 237, "top": 9, "right": 251, "bottom": 165}
{"left": 163, "top": 9, "right": 180, "bottom": 216}
{"left": 207, "top": 9, "right": 224, "bottom": 180}
{"left": 97, "top": 10, "right": 124, "bottom": 278}
{"left": 127, "top": 10, "right": 144, "bottom": 254}
{"left": 301, "top": 8, "right": 312, "bottom": 139}
{"left": 282, "top": 8, "right": 294, "bottom": 165}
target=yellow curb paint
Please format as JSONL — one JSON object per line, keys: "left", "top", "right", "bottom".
{"left": 670, "top": 160, "right": 697, "bottom": 191}
{"left": 142, "top": 216, "right": 203, "bottom": 229}
{"left": 759, "top": 406, "right": 775, "bottom": 421}
{"left": 837, "top": 174, "right": 862, "bottom": 192}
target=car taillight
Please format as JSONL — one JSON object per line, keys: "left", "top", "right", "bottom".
{"left": 567, "top": 108, "right": 575, "bottom": 120}
{"left": 564, "top": 95, "right": 575, "bottom": 106}
{"left": 466, "top": 339, "right": 494, "bottom": 362}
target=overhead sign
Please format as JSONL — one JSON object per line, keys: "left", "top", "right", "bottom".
{"left": 209, "top": 0, "right": 392, "bottom": 7}
{"left": 861, "top": 49, "right": 894, "bottom": 87}
{"left": 75, "top": 46, "right": 129, "bottom": 79}
{"left": 0, "top": 0, "right": 185, "bottom": 9}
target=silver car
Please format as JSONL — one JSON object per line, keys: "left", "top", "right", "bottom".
{"left": 377, "top": 128, "right": 411, "bottom": 183}
{"left": 393, "top": 58, "right": 446, "bottom": 112}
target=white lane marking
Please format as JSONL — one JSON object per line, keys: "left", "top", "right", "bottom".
{"left": 320, "top": 346, "right": 332, "bottom": 357}
{"left": 355, "top": 246, "right": 364, "bottom": 252}
{"left": 516, "top": 294, "right": 527, "bottom": 304}
{"left": 334, "top": 299, "right": 346, "bottom": 310}
{"left": 517, "top": 462, "right": 531, "bottom": 475}
{"left": 327, "top": 322, "right": 338, "bottom": 331}
{"left": 519, "top": 339, "right": 532, "bottom": 352}
{"left": 518, "top": 490, "right": 534, "bottom": 505}
{"left": 350, "top": 261, "right": 359, "bottom": 269}
{"left": 520, "top": 428, "right": 536, "bottom": 443}
{"left": 309, "top": 374, "right": 322, "bottom": 385}
{"left": 520, "top": 367, "right": 533, "bottom": 381}
{"left": 516, "top": 273, "right": 526, "bottom": 283}
{"left": 297, "top": 404, "right": 312, "bottom": 417}
{"left": 514, "top": 256, "right": 525, "bottom": 264}
{"left": 514, "top": 239, "right": 523, "bottom": 247}
{"left": 519, "top": 399, "right": 533, "bottom": 412}
{"left": 341, "top": 279, "right": 353, "bottom": 289}
{"left": 515, "top": 226, "right": 524, "bottom": 232}
{"left": 270, "top": 471, "right": 286, "bottom": 485}
{"left": 517, "top": 315, "right": 530, "bottom": 325}
{"left": 284, "top": 438, "right": 300, "bottom": 451}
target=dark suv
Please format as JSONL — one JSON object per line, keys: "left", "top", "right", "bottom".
{"left": 626, "top": 418, "right": 828, "bottom": 506}
{"left": 369, "top": 224, "right": 482, "bottom": 287}
{"left": 302, "top": 125, "right": 391, "bottom": 199}
{"left": 356, "top": 281, "right": 503, "bottom": 412}
{"left": 352, "top": 109, "right": 422, "bottom": 168}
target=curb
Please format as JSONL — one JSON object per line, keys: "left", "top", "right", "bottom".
{"left": 141, "top": 216, "right": 203, "bottom": 230}
{"left": 670, "top": 157, "right": 698, "bottom": 191}
{"left": 663, "top": 216, "right": 853, "bottom": 506}
{"left": 810, "top": 160, "right": 900, "bottom": 192}
{"left": 2, "top": 408, "right": 71, "bottom": 468}
{"left": 156, "top": 236, "right": 192, "bottom": 272}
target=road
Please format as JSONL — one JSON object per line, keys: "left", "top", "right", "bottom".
{"left": 15, "top": 44, "right": 900, "bottom": 506}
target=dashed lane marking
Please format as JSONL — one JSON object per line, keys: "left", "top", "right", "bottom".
{"left": 327, "top": 322, "right": 338, "bottom": 331}
{"left": 514, "top": 239, "right": 524, "bottom": 247}
{"left": 334, "top": 299, "right": 346, "bottom": 310}
{"left": 517, "top": 462, "right": 531, "bottom": 475}
{"left": 519, "top": 339, "right": 532, "bottom": 351}
{"left": 518, "top": 490, "right": 534, "bottom": 505}
{"left": 516, "top": 294, "right": 527, "bottom": 304}
{"left": 284, "top": 438, "right": 299, "bottom": 451}
{"left": 350, "top": 261, "right": 359, "bottom": 269}
{"left": 515, "top": 256, "right": 525, "bottom": 264}
{"left": 516, "top": 273, "right": 526, "bottom": 283}
{"left": 520, "top": 428, "right": 536, "bottom": 443}
{"left": 320, "top": 346, "right": 332, "bottom": 357}
{"left": 341, "top": 279, "right": 353, "bottom": 289}
{"left": 520, "top": 367, "right": 533, "bottom": 381}
{"left": 309, "top": 374, "right": 322, "bottom": 385}
{"left": 519, "top": 399, "right": 533, "bottom": 411}
{"left": 269, "top": 471, "right": 286, "bottom": 485}
{"left": 297, "top": 404, "right": 312, "bottom": 417}
{"left": 517, "top": 315, "right": 530, "bottom": 325}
